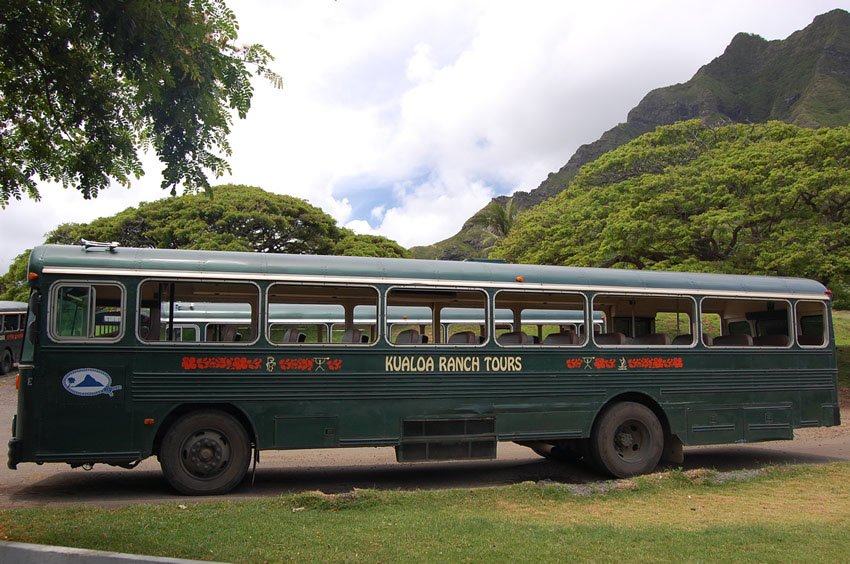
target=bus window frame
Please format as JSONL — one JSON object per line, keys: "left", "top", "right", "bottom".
{"left": 266, "top": 282, "right": 381, "bottom": 347}
{"left": 795, "top": 300, "right": 830, "bottom": 349}
{"left": 493, "top": 289, "right": 589, "bottom": 348}
{"left": 590, "top": 293, "right": 697, "bottom": 348}
{"left": 1, "top": 312, "right": 23, "bottom": 332}
{"left": 137, "top": 278, "right": 262, "bottom": 346}
{"left": 48, "top": 280, "right": 126, "bottom": 344}
{"left": 699, "top": 296, "right": 794, "bottom": 349}
{"left": 386, "top": 286, "right": 489, "bottom": 348}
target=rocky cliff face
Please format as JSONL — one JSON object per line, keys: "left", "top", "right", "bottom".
{"left": 411, "top": 9, "right": 850, "bottom": 260}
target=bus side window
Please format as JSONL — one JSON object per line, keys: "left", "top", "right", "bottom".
{"left": 387, "top": 288, "right": 487, "bottom": 346}
{"left": 3, "top": 314, "right": 20, "bottom": 332}
{"left": 51, "top": 283, "right": 124, "bottom": 341}
{"left": 267, "top": 284, "right": 378, "bottom": 345}
{"left": 797, "top": 301, "right": 828, "bottom": 347}
{"left": 495, "top": 291, "right": 587, "bottom": 347}
{"left": 592, "top": 294, "right": 695, "bottom": 346}
{"left": 138, "top": 281, "right": 259, "bottom": 344}
{"left": 701, "top": 297, "right": 791, "bottom": 347}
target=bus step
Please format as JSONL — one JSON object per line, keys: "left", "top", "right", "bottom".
{"left": 395, "top": 439, "right": 497, "bottom": 462}
{"left": 397, "top": 417, "right": 497, "bottom": 462}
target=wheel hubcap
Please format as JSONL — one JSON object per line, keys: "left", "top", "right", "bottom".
{"left": 614, "top": 420, "right": 647, "bottom": 461}
{"left": 181, "top": 431, "right": 230, "bottom": 478}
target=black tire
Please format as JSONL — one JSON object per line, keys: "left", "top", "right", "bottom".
{"left": 160, "top": 410, "right": 251, "bottom": 495}
{"left": 0, "top": 349, "right": 12, "bottom": 375}
{"left": 590, "top": 402, "right": 663, "bottom": 478}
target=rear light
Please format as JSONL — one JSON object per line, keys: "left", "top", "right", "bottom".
{"left": 15, "top": 373, "right": 20, "bottom": 390}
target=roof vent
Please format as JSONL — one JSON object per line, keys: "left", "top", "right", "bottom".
{"left": 81, "top": 239, "right": 120, "bottom": 252}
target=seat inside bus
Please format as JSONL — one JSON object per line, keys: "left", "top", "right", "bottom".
{"left": 395, "top": 329, "right": 421, "bottom": 344}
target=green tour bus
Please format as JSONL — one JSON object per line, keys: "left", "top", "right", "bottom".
{"left": 0, "top": 300, "right": 27, "bottom": 375}
{"left": 7, "top": 242, "right": 840, "bottom": 494}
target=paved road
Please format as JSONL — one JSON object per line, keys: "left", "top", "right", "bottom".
{"left": 1, "top": 374, "right": 847, "bottom": 508}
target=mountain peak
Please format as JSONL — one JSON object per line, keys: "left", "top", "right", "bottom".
{"left": 411, "top": 10, "right": 850, "bottom": 260}
{"left": 811, "top": 8, "right": 850, "bottom": 26}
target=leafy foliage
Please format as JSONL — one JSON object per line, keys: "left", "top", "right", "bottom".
{"left": 47, "top": 185, "right": 344, "bottom": 254}
{"left": 40, "top": 184, "right": 412, "bottom": 261}
{"left": 0, "top": 0, "right": 281, "bottom": 206}
{"left": 333, "top": 234, "right": 410, "bottom": 259}
{"left": 0, "top": 250, "right": 30, "bottom": 302}
{"left": 493, "top": 120, "right": 850, "bottom": 306}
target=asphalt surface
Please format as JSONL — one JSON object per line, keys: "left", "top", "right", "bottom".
{"left": 1, "top": 373, "right": 847, "bottom": 508}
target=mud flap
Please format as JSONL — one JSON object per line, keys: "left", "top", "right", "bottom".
{"left": 662, "top": 434, "right": 684, "bottom": 464}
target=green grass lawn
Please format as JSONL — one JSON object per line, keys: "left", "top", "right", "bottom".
{"left": 1, "top": 464, "right": 849, "bottom": 563}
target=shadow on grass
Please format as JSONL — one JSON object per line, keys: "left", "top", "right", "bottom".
{"left": 8, "top": 441, "right": 848, "bottom": 507}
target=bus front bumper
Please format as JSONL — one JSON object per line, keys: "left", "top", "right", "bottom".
{"left": 7, "top": 415, "right": 19, "bottom": 469}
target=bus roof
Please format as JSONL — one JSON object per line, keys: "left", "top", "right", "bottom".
{"left": 28, "top": 244, "right": 829, "bottom": 300}
{"left": 0, "top": 301, "right": 27, "bottom": 312}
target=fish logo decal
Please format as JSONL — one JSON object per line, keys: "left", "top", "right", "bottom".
{"left": 62, "top": 368, "right": 122, "bottom": 397}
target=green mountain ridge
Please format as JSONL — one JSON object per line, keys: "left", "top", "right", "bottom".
{"left": 411, "top": 8, "right": 850, "bottom": 260}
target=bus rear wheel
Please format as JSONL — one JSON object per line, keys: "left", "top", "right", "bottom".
{"left": 590, "top": 402, "right": 663, "bottom": 478}
{"left": 160, "top": 410, "right": 251, "bottom": 495}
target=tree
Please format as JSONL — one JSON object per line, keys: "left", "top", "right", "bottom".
{"left": 47, "top": 185, "right": 345, "bottom": 254}
{"left": 0, "top": 250, "right": 30, "bottom": 302}
{"left": 493, "top": 120, "right": 850, "bottom": 306}
{"left": 333, "top": 234, "right": 410, "bottom": 259}
{"left": 0, "top": 0, "right": 281, "bottom": 206}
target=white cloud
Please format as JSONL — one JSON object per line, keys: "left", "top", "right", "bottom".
{"left": 344, "top": 219, "right": 379, "bottom": 236}
{"left": 370, "top": 205, "right": 386, "bottom": 221}
{"left": 406, "top": 44, "right": 437, "bottom": 83}
{"left": 1, "top": 0, "right": 847, "bottom": 268}
{"left": 375, "top": 175, "right": 494, "bottom": 248}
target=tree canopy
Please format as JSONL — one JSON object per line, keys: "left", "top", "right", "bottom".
{"left": 493, "top": 120, "right": 850, "bottom": 305}
{"left": 0, "top": 0, "right": 280, "bottom": 206}
{"left": 44, "top": 184, "right": 411, "bottom": 259}
{"left": 0, "top": 250, "right": 30, "bottom": 302}
{"left": 333, "top": 234, "right": 409, "bottom": 258}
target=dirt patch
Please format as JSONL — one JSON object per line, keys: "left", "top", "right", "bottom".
{"left": 793, "top": 406, "right": 850, "bottom": 441}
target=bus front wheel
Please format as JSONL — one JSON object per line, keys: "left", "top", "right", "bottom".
{"left": 590, "top": 402, "right": 663, "bottom": 478}
{"left": 160, "top": 410, "right": 251, "bottom": 495}
{"left": 0, "top": 349, "right": 12, "bottom": 375}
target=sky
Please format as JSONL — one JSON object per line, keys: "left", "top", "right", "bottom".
{"left": 1, "top": 0, "right": 847, "bottom": 268}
